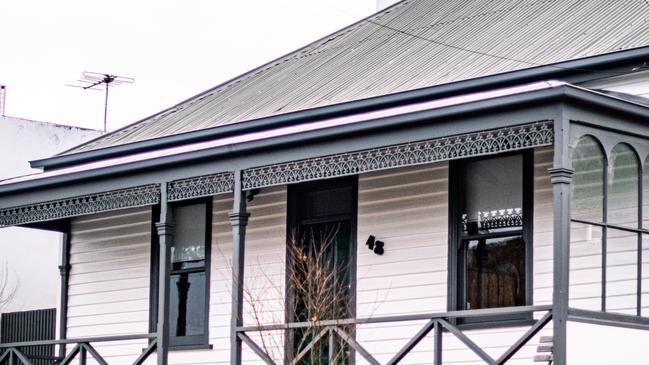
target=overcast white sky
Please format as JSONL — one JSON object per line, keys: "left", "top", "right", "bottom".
{"left": 0, "top": 0, "right": 376, "bottom": 132}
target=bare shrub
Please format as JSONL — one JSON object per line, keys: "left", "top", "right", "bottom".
{"left": 241, "top": 224, "right": 355, "bottom": 364}
{"left": 0, "top": 261, "right": 18, "bottom": 311}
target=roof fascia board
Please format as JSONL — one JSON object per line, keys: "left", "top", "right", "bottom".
{"left": 31, "top": 46, "right": 649, "bottom": 171}
{"left": 3, "top": 87, "right": 649, "bottom": 203}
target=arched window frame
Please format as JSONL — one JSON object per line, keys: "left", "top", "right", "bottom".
{"left": 571, "top": 135, "right": 647, "bottom": 316}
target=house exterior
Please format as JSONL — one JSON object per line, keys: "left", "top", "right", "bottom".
{"left": 1, "top": 1, "right": 649, "bottom": 364}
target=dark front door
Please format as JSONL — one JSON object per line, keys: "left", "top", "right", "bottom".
{"left": 287, "top": 177, "right": 357, "bottom": 364}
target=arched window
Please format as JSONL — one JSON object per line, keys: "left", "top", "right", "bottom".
{"left": 570, "top": 137, "right": 646, "bottom": 315}
{"left": 572, "top": 136, "right": 605, "bottom": 222}
{"left": 570, "top": 136, "right": 605, "bottom": 310}
{"left": 608, "top": 144, "right": 639, "bottom": 228}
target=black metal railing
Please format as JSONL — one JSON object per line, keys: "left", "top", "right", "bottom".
{"left": 0, "top": 333, "right": 157, "bottom": 365}
{"left": 237, "top": 305, "right": 553, "bottom": 365}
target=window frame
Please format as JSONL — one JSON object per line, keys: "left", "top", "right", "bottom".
{"left": 149, "top": 198, "right": 213, "bottom": 350}
{"left": 570, "top": 139, "right": 647, "bottom": 315}
{"left": 285, "top": 176, "right": 358, "bottom": 362}
{"left": 448, "top": 150, "right": 534, "bottom": 325}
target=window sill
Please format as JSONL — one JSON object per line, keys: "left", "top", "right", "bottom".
{"left": 169, "top": 344, "right": 213, "bottom": 351}
{"left": 455, "top": 316, "right": 535, "bottom": 331}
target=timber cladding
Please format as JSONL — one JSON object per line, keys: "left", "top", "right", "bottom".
{"left": 67, "top": 206, "right": 152, "bottom": 363}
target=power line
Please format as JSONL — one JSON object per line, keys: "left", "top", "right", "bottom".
{"left": 364, "top": 18, "right": 643, "bottom": 76}
{"left": 324, "top": 2, "right": 649, "bottom": 78}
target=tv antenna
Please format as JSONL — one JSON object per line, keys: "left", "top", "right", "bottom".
{"left": 68, "top": 71, "right": 134, "bottom": 132}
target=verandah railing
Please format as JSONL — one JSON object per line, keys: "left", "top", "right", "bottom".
{"left": 237, "top": 305, "right": 553, "bottom": 365}
{"left": 0, "top": 333, "right": 157, "bottom": 365}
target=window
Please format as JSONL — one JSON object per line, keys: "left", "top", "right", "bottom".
{"left": 571, "top": 138, "right": 646, "bottom": 315}
{"left": 150, "top": 200, "right": 212, "bottom": 349}
{"left": 287, "top": 177, "right": 357, "bottom": 364}
{"left": 450, "top": 152, "right": 533, "bottom": 320}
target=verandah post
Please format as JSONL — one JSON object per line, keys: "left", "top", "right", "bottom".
{"left": 230, "top": 170, "right": 250, "bottom": 365}
{"left": 156, "top": 185, "right": 174, "bottom": 365}
{"left": 549, "top": 118, "right": 573, "bottom": 365}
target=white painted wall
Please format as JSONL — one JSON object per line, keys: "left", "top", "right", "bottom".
{"left": 0, "top": 116, "right": 101, "bottom": 314}
{"left": 67, "top": 207, "right": 152, "bottom": 364}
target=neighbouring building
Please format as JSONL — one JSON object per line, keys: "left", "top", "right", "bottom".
{"left": 2, "top": 1, "right": 649, "bottom": 364}
{"left": 0, "top": 114, "right": 101, "bottom": 354}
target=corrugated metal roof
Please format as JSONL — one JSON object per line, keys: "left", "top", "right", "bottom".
{"left": 64, "top": 0, "right": 649, "bottom": 155}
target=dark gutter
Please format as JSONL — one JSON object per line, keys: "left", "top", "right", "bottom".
{"left": 30, "top": 46, "right": 649, "bottom": 171}
{"left": 7, "top": 85, "right": 649, "bottom": 196}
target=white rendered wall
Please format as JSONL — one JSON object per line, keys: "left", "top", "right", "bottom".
{"left": 0, "top": 116, "right": 101, "bottom": 314}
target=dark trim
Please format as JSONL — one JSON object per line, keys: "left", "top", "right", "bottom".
{"left": 5, "top": 85, "right": 649, "bottom": 197}
{"left": 169, "top": 198, "right": 213, "bottom": 348}
{"left": 0, "top": 334, "right": 157, "bottom": 348}
{"left": 570, "top": 139, "right": 649, "bottom": 315}
{"left": 58, "top": 222, "right": 71, "bottom": 359}
{"left": 448, "top": 149, "right": 534, "bottom": 325}
{"left": 149, "top": 204, "right": 161, "bottom": 336}
{"left": 638, "top": 163, "right": 644, "bottom": 317}
{"left": 567, "top": 308, "right": 649, "bottom": 331}
{"left": 238, "top": 305, "right": 552, "bottom": 331}
{"left": 602, "top": 156, "right": 608, "bottom": 312}
{"left": 168, "top": 344, "right": 213, "bottom": 351}
{"left": 31, "top": 46, "right": 649, "bottom": 171}
{"left": 285, "top": 176, "right": 358, "bottom": 362}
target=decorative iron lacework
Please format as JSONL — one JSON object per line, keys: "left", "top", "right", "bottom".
{"left": 243, "top": 121, "right": 553, "bottom": 190}
{"left": 0, "top": 184, "right": 160, "bottom": 227}
{"left": 167, "top": 171, "right": 234, "bottom": 201}
{"left": 462, "top": 209, "right": 523, "bottom": 233}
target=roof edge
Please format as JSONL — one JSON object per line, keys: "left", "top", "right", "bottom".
{"left": 11, "top": 84, "right": 649, "bottom": 197}
{"left": 31, "top": 46, "right": 649, "bottom": 171}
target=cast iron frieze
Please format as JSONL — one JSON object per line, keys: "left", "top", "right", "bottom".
{"left": 167, "top": 171, "right": 234, "bottom": 201}
{"left": 0, "top": 184, "right": 160, "bottom": 227}
{"left": 243, "top": 121, "right": 553, "bottom": 190}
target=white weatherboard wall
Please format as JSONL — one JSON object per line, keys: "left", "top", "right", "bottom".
{"left": 67, "top": 207, "right": 152, "bottom": 365}
{"left": 0, "top": 116, "right": 101, "bottom": 314}
{"left": 353, "top": 147, "right": 553, "bottom": 365}
{"left": 62, "top": 146, "right": 565, "bottom": 364}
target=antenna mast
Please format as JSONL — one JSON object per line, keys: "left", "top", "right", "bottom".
{"left": 68, "top": 72, "right": 134, "bottom": 132}
{"left": 0, "top": 85, "right": 6, "bottom": 117}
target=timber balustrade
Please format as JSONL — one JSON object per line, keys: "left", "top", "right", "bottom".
{"left": 0, "top": 333, "right": 157, "bottom": 365}
{"left": 237, "top": 305, "right": 553, "bottom": 365}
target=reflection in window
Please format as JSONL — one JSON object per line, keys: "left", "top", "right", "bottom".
{"left": 606, "top": 229, "right": 637, "bottom": 314}
{"left": 570, "top": 136, "right": 647, "bottom": 316}
{"left": 572, "top": 136, "right": 604, "bottom": 222}
{"left": 569, "top": 223, "right": 602, "bottom": 311}
{"left": 608, "top": 144, "right": 639, "bottom": 228}
{"left": 170, "top": 202, "right": 210, "bottom": 346}
{"left": 465, "top": 236, "right": 525, "bottom": 309}
{"left": 463, "top": 154, "right": 523, "bottom": 232}
{"left": 456, "top": 153, "right": 529, "bottom": 313}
